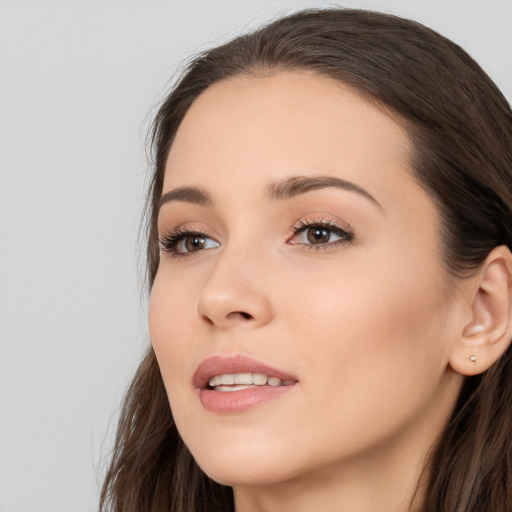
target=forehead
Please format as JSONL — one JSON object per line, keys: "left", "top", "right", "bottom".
{"left": 163, "top": 71, "right": 425, "bottom": 215}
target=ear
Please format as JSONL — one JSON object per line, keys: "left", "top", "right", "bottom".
{"left": 449, "top": 245, "right": 512, "bottom": 376}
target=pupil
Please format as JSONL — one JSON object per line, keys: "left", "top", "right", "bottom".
{"left": 186, "top": 236, "right": 205, "bottom": 252}
{"left": 307, "top": 227, "right": 329, "bottom": 244}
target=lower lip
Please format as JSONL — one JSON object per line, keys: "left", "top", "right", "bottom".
{"left": 198, "top": 385, "right": 296, "bottom": 413}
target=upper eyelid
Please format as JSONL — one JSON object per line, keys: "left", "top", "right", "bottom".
{"left": 158, "top": 222, "right": 217, "bottom": 238}
{"left": 158, "top": 224, "right": 216, "bottom": 244}
{"left": 290, "top": 217, "right": 353, "bottom": 233}
{"left": 159, "top": 226, "right": 219, "bottom": 244}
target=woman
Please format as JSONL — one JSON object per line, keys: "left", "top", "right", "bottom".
{"left": 100, "top": 8, "right": 512, "bottom": 512}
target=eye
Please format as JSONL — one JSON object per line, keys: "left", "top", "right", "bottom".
{"left": 177, "top": 234, "right": 218, "bottom": 253}
{"left": 159, "top": 229, "right": 220, "bottom": 256}
{"left": 289, "top": 219, "right": 353, "bottom": 248}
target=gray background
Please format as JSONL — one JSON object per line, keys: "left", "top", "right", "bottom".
{"left": 1, "top": 1, "right": 511, "bottom": 510}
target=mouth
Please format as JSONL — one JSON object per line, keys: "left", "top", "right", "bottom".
{"left": 194, "top": 354, "right": 298, "bottom": 389}
{"left": 207, "top": 372, "right": 296, "bottom": 392}
{"left": 193, "top": 355, "right": 298, "bottom": 412}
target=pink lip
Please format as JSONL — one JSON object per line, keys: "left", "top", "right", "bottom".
{"left": 193, "top": 355, "right": 298, "bottom": 413}
{"left": 193, "top": 355, "right": 297, "bottom": 388}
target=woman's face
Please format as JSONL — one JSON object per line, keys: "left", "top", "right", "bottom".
{"left": 150, "top": 72, "right": 464, "bottom": 491}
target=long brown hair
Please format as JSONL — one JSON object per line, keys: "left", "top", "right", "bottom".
{"left": 100, "top": 9, "right": 512, "bottom": 511}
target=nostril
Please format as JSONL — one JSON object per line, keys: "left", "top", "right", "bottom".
{"left": 201, "top": 311, "right": 253, "bottom": 324}
{"left": 201, "top": 314, "right": 214, "bottom": 326}
{"left": 227, "top": 311, "right": 253, "bottom": 320}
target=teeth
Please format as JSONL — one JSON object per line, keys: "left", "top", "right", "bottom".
{"left": 208, "top": 372, "right": 293, "bottom": 389}
{"left": 235, "top": 373, "right": 253, "bottom": 384}
{"left": 220, "top": 374, "right": 235, "bottom": 385}
{"left": 253, "top": 373, "right": 267, "bottom": 385}
{"left": 209, "top": 376, "right": 221, "bottom": 387}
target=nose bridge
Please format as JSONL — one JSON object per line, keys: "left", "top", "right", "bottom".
{"left": 196, "top": 236, "right": 273, "bottom": 328}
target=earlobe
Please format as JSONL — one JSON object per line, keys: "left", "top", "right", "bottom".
{"left": 449, "top": 245, "right": 512, "bottom": 376}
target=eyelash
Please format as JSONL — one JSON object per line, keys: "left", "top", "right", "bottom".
{"left": 290, "top": 218, "right": 354, "bottom": 251}
{"left": 159, "top": 219, "right": 354, "bottom": 258}
{"left": 159, "top": 227, "right": 217, "bottom": 259}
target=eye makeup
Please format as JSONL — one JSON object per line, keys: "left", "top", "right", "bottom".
{"left": 158, "top": 214, "right": 354, "bottom": 261}
{"left": 288, "top": 217, "right": 354, "bottom": 251}
{"left": 159, "top": 226, "right": 220, "bottom": 258}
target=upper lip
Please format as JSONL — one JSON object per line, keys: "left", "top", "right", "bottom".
{"left": 193, "top": 355, "right": 298, "bottom": 388}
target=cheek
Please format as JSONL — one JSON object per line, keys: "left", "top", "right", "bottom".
{"left": 148, "top": 269, "right": 198, "bottom": 383}
{"left": 297, "top": 261, "right": 450, "bottom": 419}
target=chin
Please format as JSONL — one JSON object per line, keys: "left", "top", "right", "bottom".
{"left": 189, "top": 442, "right": 300, "bottom": 487}
{"left": 200, "top": 463, "right": 293, "bottom": 488}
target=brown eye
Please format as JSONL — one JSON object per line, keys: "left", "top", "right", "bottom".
{"left": 159, "top": 230, "right": 220, "bottom": 256}
{"left": 289, "top": 221, "right": 354, "bottom": 248}
{"left": 183, "top": 235, "right": 207, "bottom": 252}
{"left": 307, "top": 227, "right": 330, "bottom": 244}
{"left": 176, "top": 233, "right": 219, "bottom": 254}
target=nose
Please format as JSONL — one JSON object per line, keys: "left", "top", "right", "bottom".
{"left": 196, "top": 248, "right": 273, "bottom": 329}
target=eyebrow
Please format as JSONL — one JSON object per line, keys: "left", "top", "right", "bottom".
{"left": 266, "top": 176, "right": 383, "bottom": 210}
{"left": 158, "top": 175, "right": 382, "bottom": 211}
{"left": 158, "top": 186, "right": 213, "bottom": 209}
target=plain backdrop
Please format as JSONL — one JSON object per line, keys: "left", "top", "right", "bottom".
{"left": 1, "top": 1, "right": 511, "bottom": 510}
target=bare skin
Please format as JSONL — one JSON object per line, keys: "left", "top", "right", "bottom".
{"left": 149, "top": 72, "right": 509, "bottom": 511}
